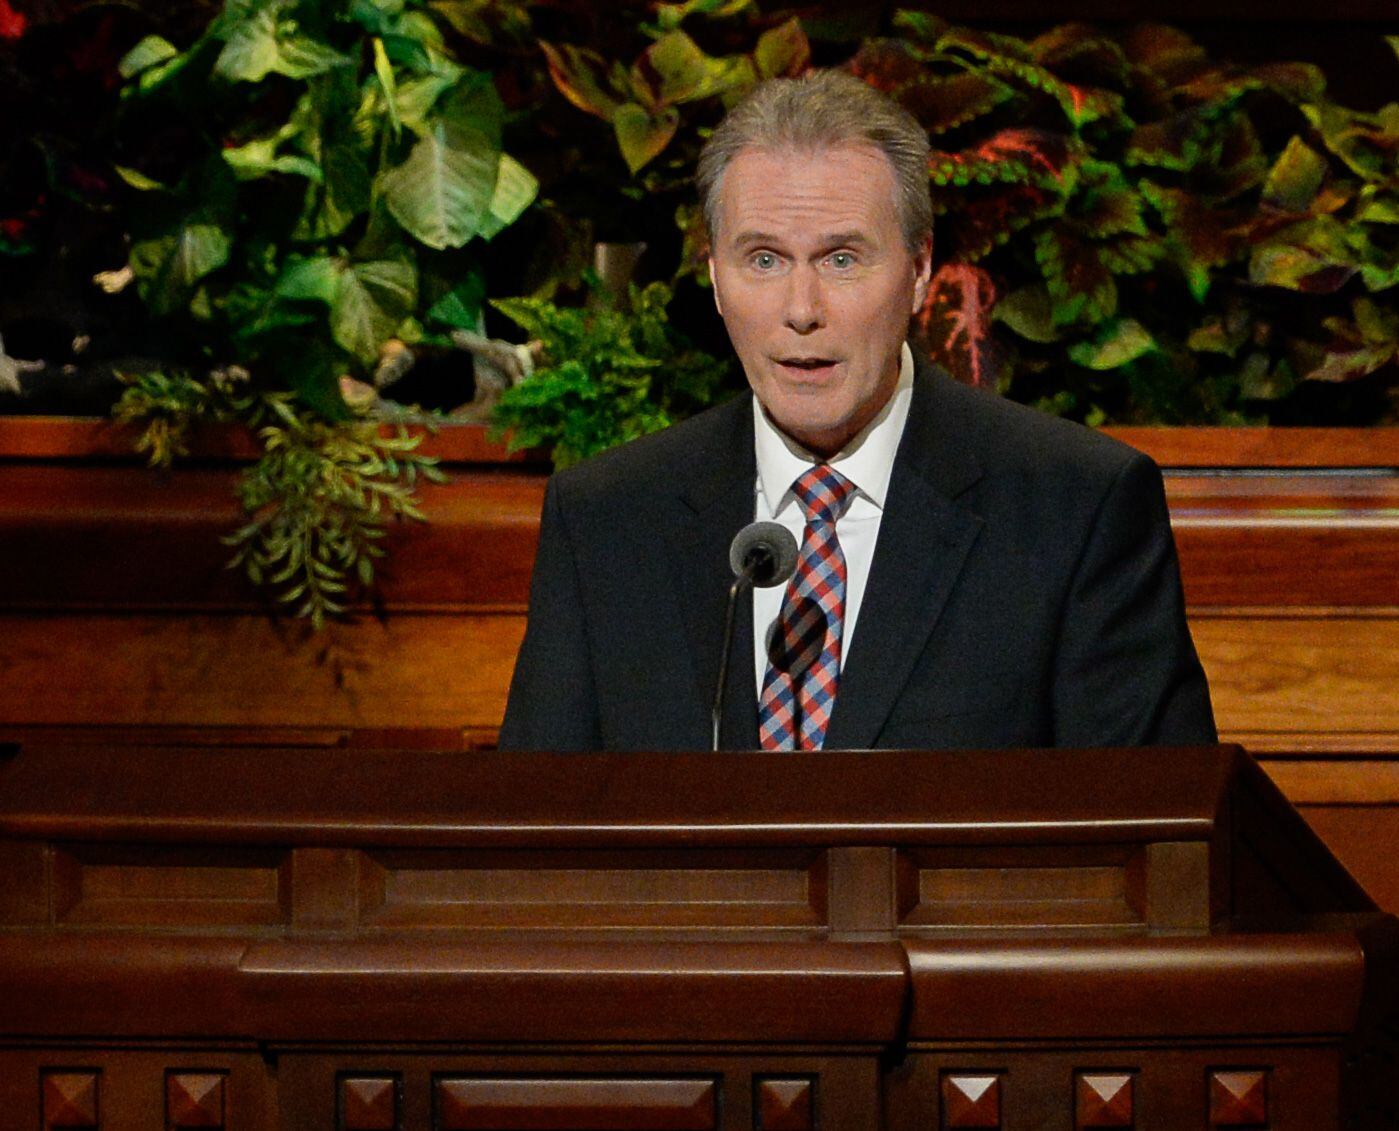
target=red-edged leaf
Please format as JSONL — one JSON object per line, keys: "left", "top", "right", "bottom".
{"left": 631, "top": 30, "right": 744, "bottom": 108}
{"left": 1140, "top": 182, "right": 1245, "bottom": 300}
{"left": 1118, "top": 24, "right": 1209, "bottom": 85}
{"left": 930, "top": 129, "right": 1076, "bottom": 190}
{"left": 901, "top": 72, "right": 1010, "bottom": 134}
{"left": 1252, "top": 61, "right": 1327, "bottom": 102}
{"left": 973, "top": 128, "right": 1076, "bottom": 183}
{"left": 539, "top": 41, "right": 624, "bottom": 121}
{"left": 1250, "top": 217, "right": 1359, "bottom": 294}
{"left": 0, "top": 0, "right": 26, "bottom": 40}
{"left": 1215, "top": 114, "right": 1267, "bottom": 199}
{"left": 1029, "top": 23, "right": 1130, "bottom": 87}
{"left": 917, "top": 262, "right": 1009, "bottom": 389}
{"left": 938, "top": 182, "right": 1062, "bottom": 262}
{"left": 890, "top": 9, "right": 949, "bottom": 44}
{"left": 1301, "top": 344, "right": 1396, "bottom": 383}
{"left": 1035, "top": 226, "right": 1118, "bottom": 326}
{"left": 845, "top": 38, "right": 925, "bottom": 93}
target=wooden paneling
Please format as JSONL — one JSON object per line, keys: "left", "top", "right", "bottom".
{"left": 1192, "top": 611, "right": 1399, "bottom": 749}
{"left": 0, "top": 612, "right": 523, "bottom": 733}
{"left": 0, "top": 419, "right": 1397, "bottom": 914}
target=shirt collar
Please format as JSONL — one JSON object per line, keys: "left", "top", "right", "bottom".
{"left": 754, "top": 341, "right": 914, "bottom": 515}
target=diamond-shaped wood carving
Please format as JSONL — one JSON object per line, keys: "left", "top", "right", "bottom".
{"left": 341, "top": 1076, "right": 398, "bottom": 1131}
{"left": 1209, "top": 1070, "right": 1268, "bottom": 1127}
{"left": 942, "top": 1074, "right": 1001, "bottom": 1128}
{"left": 167, "top": 1073, "right": 225, "bottom": 1129}
{"left": 1076, "top": 1073, "right": 1134, "bottom": 1128}
{"left": 42, "top": 1071, "right": 99, "bottom": 1129}
{"left": 755, "top": 1077, "right": 813, "bottom": 1131}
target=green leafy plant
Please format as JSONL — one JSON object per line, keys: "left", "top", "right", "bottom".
{"left": 116, "top": 366, "right": 443, "bottom": 626}
{"left": 859, "top": 14, "right": 1399, "bottom": 424}
{"left": 490, "top": 280, "right": 731, "bottom": 467}
{"left": 115, "top": 0, "right": 539, "bottom": 413}
{"left": 95, "top": 0, "right": 538, "bottom": 623}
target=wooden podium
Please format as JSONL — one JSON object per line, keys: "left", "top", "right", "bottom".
{"left": 1, "top": 743, "right": 1395, "bottom": 1131}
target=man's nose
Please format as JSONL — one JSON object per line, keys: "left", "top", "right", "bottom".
{"left": 782, "top": 267, "right": 825, "bottom": 334}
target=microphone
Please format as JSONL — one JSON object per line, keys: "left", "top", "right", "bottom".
{"left": 712, "top": 522, "right": 799, "bottom": 750}
{"left": 729, "top": 521, "right": 800, "bottom": 589}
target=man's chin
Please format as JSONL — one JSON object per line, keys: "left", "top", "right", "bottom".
{"left": 766, "top": 407, "right": 857, "bottom": 458}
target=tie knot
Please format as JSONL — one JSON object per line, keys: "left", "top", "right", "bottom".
{"left": 793, "top": 465, "right": 854, "bottom": 525}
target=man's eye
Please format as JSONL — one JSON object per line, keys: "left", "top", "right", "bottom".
{"left": 751, "top": 252, "right": 778, "bottom": 270}
{"left": 829, "top": 252, "right": 856, "bottom": 269}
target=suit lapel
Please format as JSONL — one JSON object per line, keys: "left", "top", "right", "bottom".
{"left": 823, "top": 363, "right": 986, "bottom": 750}
{"left": 661, "top": 394, "right": 761, "bottom": 749}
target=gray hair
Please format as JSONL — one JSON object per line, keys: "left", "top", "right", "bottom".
{"left": 696, "top": 70, "right": 933, "bottom": 253}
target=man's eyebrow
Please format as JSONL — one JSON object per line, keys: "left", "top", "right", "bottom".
{"left": 726, "top": 229, "right": 875, "bottom": 249}
{"left": 728, "top": 230, "right": 779, "bottom": 248}
{"left": 822, "top": 230, "right": 874, "bottom": 248}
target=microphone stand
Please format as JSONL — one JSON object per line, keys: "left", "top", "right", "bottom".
{"left": 712, "top": 558, "right": 761, "bottom": 752}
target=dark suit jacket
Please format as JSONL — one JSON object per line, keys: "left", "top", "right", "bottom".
{"left": 498, "top": 360, "right": 1216, "bottom": 751}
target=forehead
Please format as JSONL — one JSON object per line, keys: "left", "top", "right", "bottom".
{"left": 715, "top": 143, "right": 901, "bottom": 244}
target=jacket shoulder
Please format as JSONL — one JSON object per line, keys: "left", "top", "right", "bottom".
{"left": 548, "top": 392, "right": 753, "bottom": 510}
{"left": 929, "top": 369, "right": 1154, "bottom": 484}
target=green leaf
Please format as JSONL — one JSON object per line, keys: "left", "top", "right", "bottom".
{"left": 477, "top": 153, "right": 538, "bottom": 240}
{"left": 634, "top": 31, "right": 747, "bottom": 107}
{"left": 119, "top": 35, "right": 178, "bottom": 79}
{"left": 427, "top": 270, "right": 486, "bottom": 330}
{"left": 753, "top": 18, "right": 809, "bottom": 79}
{"left": 1353, "top": 296, "right": 1399, "bottom": 343}
{"left": 380, "top": 78, "right": 504, "bottom": 249}
{"left": 215, "top": 0, "right": 353, "bottom": 83}
{"left": 396, "top": 73, "right": 459, "bottom": 132}
{"left": 614, "top": 102, "right": 680, "bottom": 174}
{"left": 653, "top": 0, "right": 752, "bottom": 30}
{"left": 428, "top": 0, "right": 491, "bottom": 42}
{"left": 222, "top": 135, "right": 322, "bottom": 181}
{"left": 352, "top": 0, "right": 404, "bottom": 32}
{"left": 331, "top": 259, "right": 418, "bottom": 362}
{"left": 1262, "top": 136, "right": 1328, "bottom": 212}
{"left": 114, "top": 165, "right": 167, "bottom": 192}
{"left": 995, "top": 285, "right": 1059, "bottom": 343}
{"left": 1356, "top": 189, "right": 1399, "bottom": 225}
{"left": 373, "top": 38, "right": 402, "bottom": 140}
{"left": 131, "top": 223, "right": 234, "bottom": 316}
{"left": 1068, "top": 318, "right": 1154, "bottom": 370}
{"left": 276, "top": 256, "right": 340, "bottom": 304}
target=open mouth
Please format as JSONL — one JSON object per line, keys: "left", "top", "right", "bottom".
{"left": 777, "top": 357, "right": 838, "bottom": 373}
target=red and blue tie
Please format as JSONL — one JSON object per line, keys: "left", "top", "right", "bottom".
{"left": 757, "top": 465, "right": 856, "bottom": 751}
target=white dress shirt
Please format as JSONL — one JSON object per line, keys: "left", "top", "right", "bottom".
{"left": 752, "top": 342, "right": 915, "bottom": 696}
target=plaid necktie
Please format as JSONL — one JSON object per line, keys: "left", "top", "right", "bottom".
{"left": 757, "top": 465, "right": 856, "bottom": 751}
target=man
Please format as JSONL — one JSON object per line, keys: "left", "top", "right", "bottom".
{"left": 498, "top": 71, "right": 1215, "bottom": 752}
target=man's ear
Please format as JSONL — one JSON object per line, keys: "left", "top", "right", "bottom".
{"left": 708, "top": 257, "right": 723, "bottom": 316}
{"left": 910, "top": 235, "right": 933, "bottom": 315}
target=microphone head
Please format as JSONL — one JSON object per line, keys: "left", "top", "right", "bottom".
{"left": 729, "top": 521, "right": 799, "bottom": 588}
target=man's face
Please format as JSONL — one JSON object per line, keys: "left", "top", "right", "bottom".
{"left": 708, "top": 143, "right": 931, "bottom": 458}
